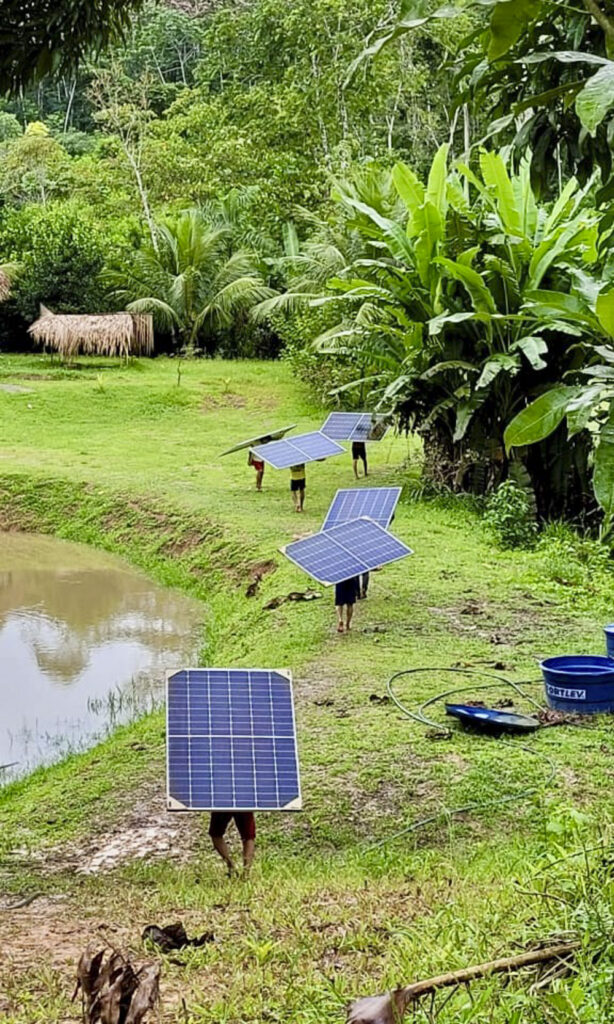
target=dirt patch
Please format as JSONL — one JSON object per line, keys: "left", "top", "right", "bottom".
{"left": 24, "top": 779, "right": 203, "bottom": 877}
{"left": 0, "top": 383, "right": 33, "bottom": 394}
{"left": 201, "top": 393, "right": 246, "bottom": 411}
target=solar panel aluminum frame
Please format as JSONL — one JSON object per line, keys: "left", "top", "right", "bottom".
{"left": 323, "top": 486, "right": 402, "bottom": 531}
{"left": 166, "top": 668, "right": 302, "bottom": 813}
{"left": 280, "top": 516, "right": 413, "bottom": 586}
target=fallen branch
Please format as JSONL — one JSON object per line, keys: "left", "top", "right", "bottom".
{"left": 346, "top": 940, "right": 580, "bottom": 1024}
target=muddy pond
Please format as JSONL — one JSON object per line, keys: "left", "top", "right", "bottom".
{"left": 0, "top": 532, "right": 204, "bottom": 779}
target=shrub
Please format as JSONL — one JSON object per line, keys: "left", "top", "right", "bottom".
{"left": 484, "top": 479, "right": 538, "bottom": 549}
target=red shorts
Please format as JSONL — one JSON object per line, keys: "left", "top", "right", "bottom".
{"left": 209, "top": 811, "right": 256, "bottom": 841}
{"left": 252, "top": 460, "right": 264, "bottom": 471}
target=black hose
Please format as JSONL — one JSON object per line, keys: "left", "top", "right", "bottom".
{"left": 371, "top": 667, "right": 557, "bottom": 848}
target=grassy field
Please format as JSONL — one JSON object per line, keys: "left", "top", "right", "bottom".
{"left": 0, "top": 355, "right": 613, "bottom": 1024}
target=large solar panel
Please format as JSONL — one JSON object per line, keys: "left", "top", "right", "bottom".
{"left": 251, "top": 431, "right": 345, "bottom": 469}
{"left": 167, "top": 669, "right": 301, "bottom": 811}
{"left": 323, "top": 487, "right": 402, "bottom": 530}
{"left": 321, "top": 412, "right": 390, "bottom": 442}
{"left": 281, "top": 517, "right": 412, "bottom": 585}
{"left": 220, "top": 425, "right": 296, "bottom": 457}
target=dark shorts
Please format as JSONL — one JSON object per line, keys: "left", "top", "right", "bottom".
{"left": 209, "top": 811, "right": 256, "bottom": 842}
{"left": 335, "top": 576, "right": 360, "bottom": 606}
{"left": 352, "top": 442, "right": 367, "bottom": 459}
{"left": 290, "top": 478, "right": 306, "bottom": 492}
{"left": 252, "top": 460, "right": 264, "bottom": 472}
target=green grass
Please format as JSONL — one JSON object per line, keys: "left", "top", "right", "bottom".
{"left": 0, "top": 354, "right": 614, "bottom": 1023}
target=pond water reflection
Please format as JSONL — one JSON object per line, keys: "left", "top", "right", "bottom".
{"left": 0, "top": 532, "right": 204, "bottom": 778}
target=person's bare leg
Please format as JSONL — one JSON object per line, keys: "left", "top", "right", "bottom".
{"left": 242, "top": 839, "right": 255, "bottom": 875}
{"left": 345, "top": 604, "right": 354, "bottom": 632}
{"left": 362, "top": 456, "right": 368, "bottom": 477}
{"left": 299, "top": 486, "right": 305, "bottom": 511}
{"left": 256, "top": 469, "right": 264, "bottom": 491}
{"left": 211, "top": 835, "right": 234, "bottom": 875}
{"left": 336, "top": 606, "right": 345, "bottom": 632}
{"left": 353, "top": 459, "right": 359, "bottom": 480}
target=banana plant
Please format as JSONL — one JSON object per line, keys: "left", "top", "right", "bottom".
{"left": 290, "top": 146, "right": 598, "bottom": 509}
{"left": 505, "top": 288, "right": 614, "bottom": 532}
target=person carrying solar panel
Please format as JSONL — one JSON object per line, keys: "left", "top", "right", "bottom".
{"left": 335, "top": 575, "right": 360, "bottom": 633}
{"left": 352, "top": 441, "right": 368, "bottom": 479}
{"left": 247, "top": 450, "right": 265, "bottom": 491}
{"left": 208, "top": 811, "right": 256, "bottom": 876}
{"left": 290, "top": 463, "right": 306, "bottom": 512}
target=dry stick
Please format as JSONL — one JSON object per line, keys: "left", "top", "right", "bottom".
{"left": 347, "top": 941, "right": 580, "bottom": 1024}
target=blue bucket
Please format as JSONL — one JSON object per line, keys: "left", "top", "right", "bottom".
{"left": 541, "top": 655, "right": 614, "bottom": 714}
{"left": 604, "top": 625, "right": 614, "bottom": 659}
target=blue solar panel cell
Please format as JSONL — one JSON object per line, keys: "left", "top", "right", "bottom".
{"left": 321, "top": 412, "right": 390, "bottom": 441}
{"left": 251, "top": 431, "right": 344, "bottom": 469}
{"left": 281, "top": 517, "right": 412, "bottom": 585}
{"left": 166, "top": 668, "right": 301, "bottom": 812}
{"left": 323, "top": 487, "right": 402, "bottom": 530}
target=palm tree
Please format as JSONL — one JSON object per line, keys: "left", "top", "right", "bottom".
{"left": 105, "top": 208, "right": 275, "bottom": 353}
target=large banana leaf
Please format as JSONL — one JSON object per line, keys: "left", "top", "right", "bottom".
{"left": 504, "top": 386, "right": 581, "bottom": 451}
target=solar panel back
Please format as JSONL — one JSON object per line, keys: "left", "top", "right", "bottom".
{"left": 220, "top": 425, "right": 297, "bottom": 457}
{"left": 251, "top": 431, "right": 344, "bottom": 469}
{"left": 281, "top": 517, "right": 412, "bottom": 585}
{"left": 167, "top": 668, "right": 301, "bottom": 811}
{"left": 323, "top": 487, "right": 402, "bottom": 530}
{"left": 321, "top": 412, "right": 390, "bottom": 442}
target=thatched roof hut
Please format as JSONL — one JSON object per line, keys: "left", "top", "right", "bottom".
{"left": 0, "top": 269, "right": 11, "bottom": 303}
{"left": 28, "top": 306, "right": 154, "bottom": 358}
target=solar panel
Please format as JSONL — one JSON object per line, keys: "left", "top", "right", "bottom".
{"left": 321, "top": 412, "right": 390, "bottom": 442}
{"left": 281, "top": 517, "right": 412, "bottom": 585}
{"left": 167, "top": 668, "right": 301, "bottom": 812}
{"left": 323, "top": 487, "right": 402, "bottom": 530}
{"left": 220, "top": 425, "right": 297, "bottom": 457}
{"left": 251, "top": 431, "right": 345, "bottom": 469}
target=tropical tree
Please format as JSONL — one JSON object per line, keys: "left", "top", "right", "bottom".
{"left": 105, "top": 208, "right": 275, "bottom": 354}
{"left": 350, "top": 0, "right": 614, "bottom": 199}
{"left": 2, "top": 0, "right": 145, "bottom": 94}
{"left": 266, "top": 146, "right": 602, "bottom": 513}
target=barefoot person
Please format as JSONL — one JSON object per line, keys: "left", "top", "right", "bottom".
{"left": 209, "top": 811, "right": 256, "bottom": 876}
{"left": 335, "top": 575, "right": 360, "bottom": 633}
{"left": 248, "top": 450, "right": 265, "bottom": 491}
{"left": 290, "top": 463, "right": 306, "bottom": 512}
{"left": 352, "top": 441, "right": 368, "bottom": 479}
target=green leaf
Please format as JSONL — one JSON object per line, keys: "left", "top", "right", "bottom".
{"left": 435, "top": 257, "right": 496, "bottom": 313}
{"left": 511, "top": 335, "right": 548, "bottom": 369}
{"left": 594, "top": 414, "right": 614, "bottom": 517}
{"left": 479, "top": 150, "right": 523, "bottom": 237}
{"left": 426, "top": 144, "right": 449, "bottom": 219}
{"left": 415, "top": 202, "right": 443, "bottom": 287}
{"left": 488, "top": 0, "right": 538, "bottom": 62}
{"left": 454, "top": 394, "right": 486, "bottom": 441}
{"left": 393, "top": 162, "right": 425, "bottom": 221}
{"left": 421, "top": 360, "right": 479, "bottom": 380}
{"left": 476, "top": 353, "right": 520, "bottom": 389}
{"left": 596, "top": 290, "right": 614, "bottom": 337}
{"left": 504, "top": 386, "right": 580, "bottom": 451}
{"left": 575, "top": 63, "right": 614, "bottom": 136}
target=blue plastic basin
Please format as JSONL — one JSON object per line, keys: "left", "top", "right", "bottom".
{"left": 541, "top": 655, "right": 614, "bottom": 714}
{"left": 604, "top": 625, "right": 614, "bottom": 659}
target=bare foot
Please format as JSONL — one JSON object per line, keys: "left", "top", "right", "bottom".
{"left": 337, "top": 622, "right": 344, "bottom": 633}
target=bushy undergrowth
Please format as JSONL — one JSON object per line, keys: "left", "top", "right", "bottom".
{"left": 484, "top": 479, "right": 538, "bottom": 549}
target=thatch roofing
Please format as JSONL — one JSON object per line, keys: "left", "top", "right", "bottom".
{"left": 0, "top": 269, "right": 11, "bottom": 303}
{"left": 28, "top": 305, "right": 154, "bottom": 358}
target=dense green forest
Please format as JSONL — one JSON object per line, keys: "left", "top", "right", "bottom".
{"left": 3, "top": 0, "right": 614, "bottom": 527}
